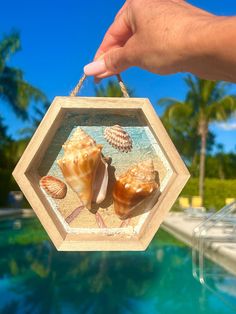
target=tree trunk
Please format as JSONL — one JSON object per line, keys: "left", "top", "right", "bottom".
{"left": 219, "top": 163, "right": 225, "bottom": 180}
{"left": 199, "top": 130, "right": 207, "bottom": 202}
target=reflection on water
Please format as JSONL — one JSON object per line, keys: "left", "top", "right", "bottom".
{"left": 0, "top": 217, "right": 234, "bottom": 314}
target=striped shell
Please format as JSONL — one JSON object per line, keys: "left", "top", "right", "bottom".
{"left": 104, "top": 125, "right": 132, "bottom": 153}
{"left": 40, "top": 176, "right": 67, "bottom": 199}
{"left": 57, "top": 127, "right": 108, "bottom": 209}
{"left": 113, "top": 159, "right": 158, "bottom": 219}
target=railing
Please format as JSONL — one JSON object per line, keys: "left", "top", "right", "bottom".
{"left": 192, "top": 201, "right": 236, "bottom": 309}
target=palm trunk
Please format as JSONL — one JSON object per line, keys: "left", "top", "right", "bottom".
{"left": 199, "top": 130, "right": 207, "bottom": 202}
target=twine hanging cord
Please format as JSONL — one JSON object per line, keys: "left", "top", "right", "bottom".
{"left": 70, "top": 73, "right": 130, "bottom": 98}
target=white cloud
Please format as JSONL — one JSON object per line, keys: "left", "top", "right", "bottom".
{"left": 215, "top": 114, "right": 236, "bottom": 131}
{"left": 217, "top": 122, "right": 236, "bottom": 131}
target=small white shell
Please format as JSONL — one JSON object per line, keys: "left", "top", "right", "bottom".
{"left": 40, "top": 176, "right": 67, "bottom": 199}
{"left": 104, "top": 125, "right": 132, "bottom": 153}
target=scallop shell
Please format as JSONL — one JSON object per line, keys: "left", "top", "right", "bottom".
{"left": 104, "top": 125, "right": 132, "bottom": 152}
{"left": 112, "top": 159, "right": 159, "bottom": 219}
{"left": 40, "top": 176, "right": 67, "bottom": 199}
{"left": 57, "top": 127, "right": 108, "bottom": 209}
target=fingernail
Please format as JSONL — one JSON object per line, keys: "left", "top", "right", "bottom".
{"left": 84, "top": 59, "right": 107, "bottom": 76}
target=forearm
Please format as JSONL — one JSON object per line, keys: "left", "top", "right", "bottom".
{"left": 183, "top": 16, "right": 236, "bottom": 82}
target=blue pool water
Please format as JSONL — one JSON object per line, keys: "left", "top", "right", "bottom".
{"left": 0, "top": 216, "right": 235, "bottom": 314}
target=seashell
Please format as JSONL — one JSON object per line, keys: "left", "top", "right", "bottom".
{"left": 40, "top": 176, "right": 67, "bottom": 199}
{"left": 112, "top": 159, "right": 158, "bottom": 219}
{"left": 92, "top": 157, "right": 108, "bottom": 204}
{"left": 104, "top": 125, "right": 132, "bottom": 153}
{"left": 57, "top": 127, "right": 108, "bottom": 209}
{"left": 62, "top": 127, "right": 96, "bottom": 152}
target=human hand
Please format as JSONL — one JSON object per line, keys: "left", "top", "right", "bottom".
{"left": 83, "top": 0, "right": 216, "bottom": 79}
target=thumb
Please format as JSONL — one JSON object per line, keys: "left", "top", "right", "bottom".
{"left": 103, "top": 46, "right": 134, "bottom": 74}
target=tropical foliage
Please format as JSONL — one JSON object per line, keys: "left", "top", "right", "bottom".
{"left": 182, "top": 177, "right": 236, "bottom": 210}
{"left": 0, "top": 31, "right": 47, "bottom": 205}
{"left": 190, "top": 146, "right": 236, "bottom": 180}
{"left": 160, "top": 75, "right": 236, "bottom": 201}
{"left": 0, "top": 31, "right": 46, "bottom": 119}
{"left": 19, "top": 100, "right": 51, "bottom": 138}
{"left": 95, "top": 79, "right": 133, "bottom": 97}
{"left": 0, "top": 116, "right": 10, "bottom": 146}
{"left": 206, "top": 151, "right": 236, "bottom": 180}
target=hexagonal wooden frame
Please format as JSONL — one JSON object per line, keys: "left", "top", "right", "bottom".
{"left": 13, "top": 97, "right": 190, "bottom": 251}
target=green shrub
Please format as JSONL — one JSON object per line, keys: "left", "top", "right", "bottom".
{"left": 1, "top": 170, "right": 235, "bottom": 211}
{"left": 0, "top": 169, "right": 30, "bottom": 207}
{"left": 0, "top": 169, "right": 18, "bottom": 206}
{"left": 181, "top": 178, "right": 236, "bottom": 210}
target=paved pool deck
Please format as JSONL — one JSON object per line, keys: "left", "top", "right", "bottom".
{"left": 162, "top": 212, "right": 236, "bottom": 276}
{"left": 0, "top": 208, "right": 34, "bottom": 218}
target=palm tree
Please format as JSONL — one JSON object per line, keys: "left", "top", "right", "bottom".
{"left": 0, "top": 116, "right": 10, "bottom": 146}
{"left": 160, "top": 75, "right": 236, "bottom": 201}
{"left": 215, "top": 143, "right": 225, "bottom": 180}
{"left": 2, "top": 138, "right": 29, "bottom": 168}
{"left": 0, "top": 31, "right": 46, "bottom": 120}
{"left": 0, "top": 31, "right": 47, "bottom": 206}
{"left": 19, "top": 100, "right": 51, "bottom": 138}
{"left": 0, "top": 31, "right": 48, "bottom": 162}
{"left": 161, "top": 107, "right": 215, "bottom": 167}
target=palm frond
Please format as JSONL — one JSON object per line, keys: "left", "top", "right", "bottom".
{"left": 161, "top": 102, "right": 194, "bottom": 134}
{"left": 157, "top": 97, "right": 180, "bottom": 107}
{"left": 184, "top": 75, "right": 199, "bottom": 96}
{"left": 95, "top": 85, "right": 106, "bottom": 97}
{"left": 206, "top": 95, "right": 236, "bottom": 122}
{"left": 0, "top": 31, "right": 20, "bottom": 71}
{"left": 95, "top": 80, "right": 133, "bottom": 97}
{"left": 0, "top": 66, "right": 46, "bottom": 120}
{"left": 0, "top": 115, "right": 11, "bottom": 145}
{"left": 185, "top": 76, "right": 201, "bottom": 110}
{"left": 210, "top": 82, "right": 227, "bottom": 101}
{"left": 201, "top": 80, "right": 216, "bottom": 103}
{"left": 164, "top": 102, "right": 191, "bottom": 119}
{"left": 3, "top": 138, "right": 29, "bottom": 165}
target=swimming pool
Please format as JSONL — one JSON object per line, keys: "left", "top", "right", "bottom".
{"left": 0, "top": 216, "right": 234, "bottom": 314}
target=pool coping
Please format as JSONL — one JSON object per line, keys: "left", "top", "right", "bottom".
{"left": 161, "top": 212, "right": 236, "bottom": 276}
{"left": 0, "top": 208, "right": 34, "bottom": 219}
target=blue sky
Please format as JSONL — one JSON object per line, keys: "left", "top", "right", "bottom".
{"left": 0, "top": 0, "right": 236, "bottom": 152}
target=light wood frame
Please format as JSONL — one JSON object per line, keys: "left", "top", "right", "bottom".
{"left": 13, "top": 97, "right": 190, "bottom": 251}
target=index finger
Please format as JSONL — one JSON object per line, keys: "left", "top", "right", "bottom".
{"left": 94, "top": 6, "right": 133, "bottom": 60}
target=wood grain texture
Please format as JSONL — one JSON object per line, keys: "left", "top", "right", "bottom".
{"left": 13, "top": 96, "right": 190, "bottom": 251}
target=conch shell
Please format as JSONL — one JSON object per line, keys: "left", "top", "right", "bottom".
{"left": 57, "top": 127, "right": 108, "bottom": 209}
{"left": 104, "top": 125, "right": 132, "bottom": 153}
{"left": 40, "top": 176, "right": 67, "bottom": 199}
{"left": 112, "top": 159, "right": 158, "bottom": 219}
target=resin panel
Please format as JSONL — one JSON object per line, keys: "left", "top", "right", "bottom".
{"left": 38, "top": 111, "right": 173, "bottom": 236}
